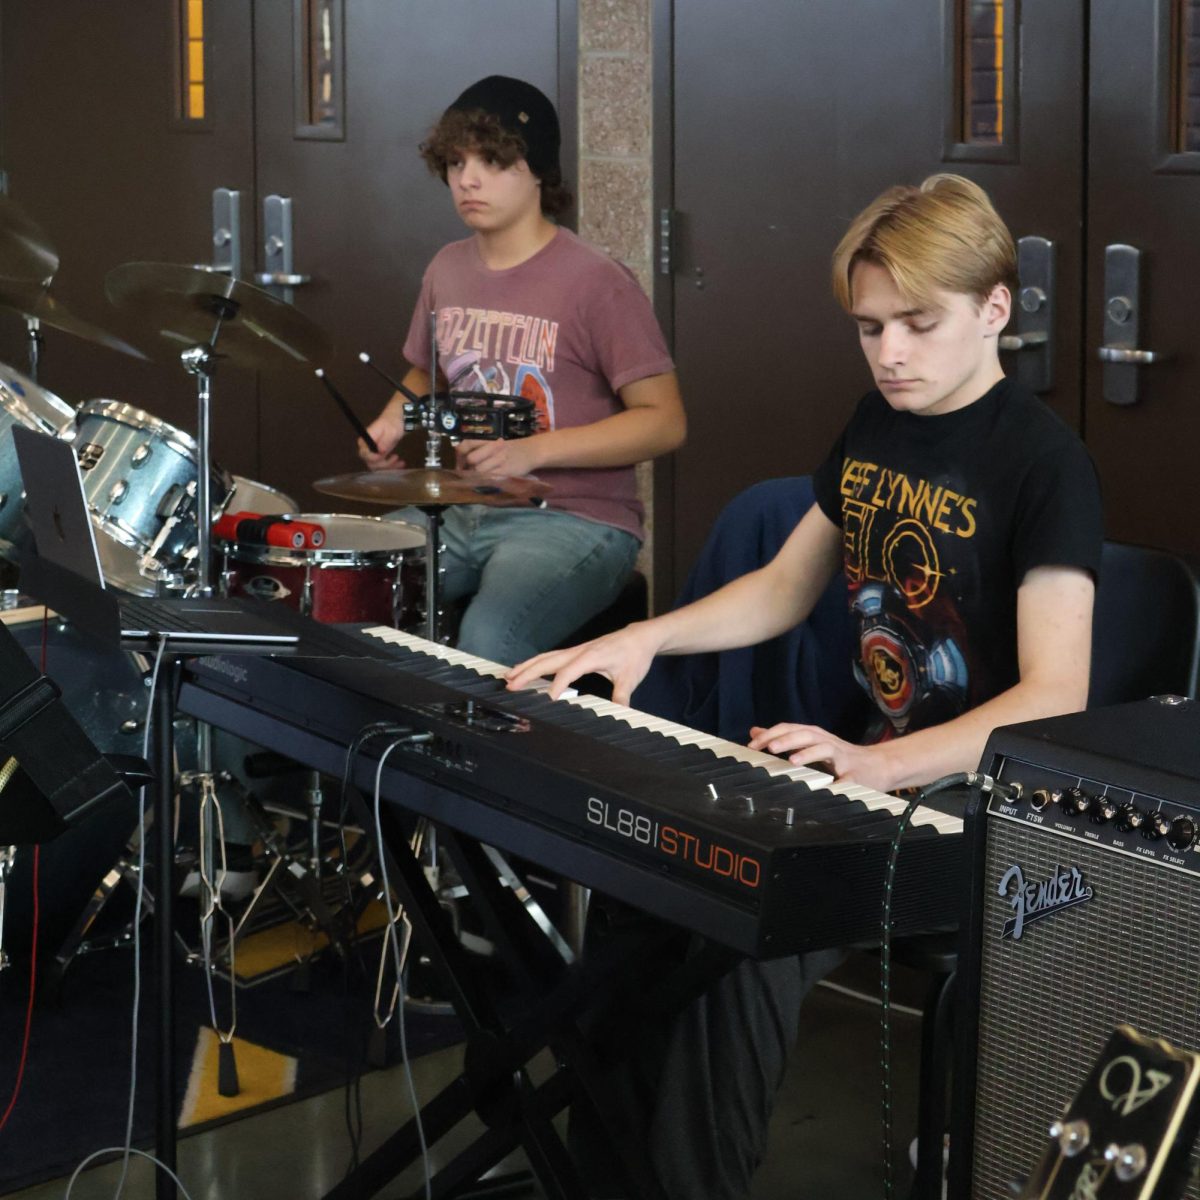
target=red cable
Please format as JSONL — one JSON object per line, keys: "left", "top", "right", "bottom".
{"left": 0, "top": 846, "right": 39, "bottom": 1133}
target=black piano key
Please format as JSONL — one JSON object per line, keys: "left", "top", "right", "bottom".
{"left": 501, "top": 692, "right": 560, "bottom": 717}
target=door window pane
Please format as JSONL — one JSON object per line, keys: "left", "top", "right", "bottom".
{"left": 179, "top": 0, "right": 207, "bottom": 122}
{"left": 296, "top": 0, "right": 344, "bottom": 138}
{"left": 1175, "top": 0, "right": 1200, "bottom": 152}
{"left": 962, "top": 0, "right": 1006, "bottom": 144}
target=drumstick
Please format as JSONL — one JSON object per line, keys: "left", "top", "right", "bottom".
{"left": 314, "top": 368, "right": 379, "bottom": 454}
{"left": 358, "top": 351, "right": 424, "bottom": 404}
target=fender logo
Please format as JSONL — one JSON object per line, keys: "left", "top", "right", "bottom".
{"left": 997, "top": 862, "right": 1093, "bottom": 940}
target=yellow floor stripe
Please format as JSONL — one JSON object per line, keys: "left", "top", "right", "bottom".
{"left": 179, "top": 1027, "right": 298, "bottom": 1127}
{"left": 232, "top": 900, "right": 393, "bottom": 982}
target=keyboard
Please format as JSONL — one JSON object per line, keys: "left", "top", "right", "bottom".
{"left": 178, "top": 626, "right": 967, "bottom": 957}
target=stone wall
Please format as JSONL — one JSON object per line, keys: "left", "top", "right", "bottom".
{"left": 575, "top": 0, "right": 659, "bottom": 594}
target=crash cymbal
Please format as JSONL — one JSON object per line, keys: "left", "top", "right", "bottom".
{"left": 314, "top": 467, "right": 552, "bottom": 508}
{"left": 0, "top": 193, "right": 58, "bottom": 286}
{"left": 105, "top": 262, "right": 331, "bottom": 371}
{"left": 0, "top": 280, "right": 147, "bottom": 359}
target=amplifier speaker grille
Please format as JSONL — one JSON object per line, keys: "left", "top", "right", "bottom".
{"left": 969, "top": 817, "right": 1200, "bottom": 1199}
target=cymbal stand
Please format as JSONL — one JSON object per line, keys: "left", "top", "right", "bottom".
{"left": 180, "top": 321, "right": 240, "bottom": 1093}
{"left": 24, "top": 316, "right": 43, "bottom": 383}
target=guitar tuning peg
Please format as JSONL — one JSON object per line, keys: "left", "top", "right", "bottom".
{"left": 1050, "top": 1118, "right": 1091, "bottom": 1157}
{"left": 1104, "top": 1142, "right": 1148, "bottom": 1182}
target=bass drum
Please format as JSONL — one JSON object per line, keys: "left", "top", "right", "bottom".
{"left": 0, "top": 611, "right": 147, "bottom": 961}
{"left": 0, "top": 365, "right": 76, "bottom": 560}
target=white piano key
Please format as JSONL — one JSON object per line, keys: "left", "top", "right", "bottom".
{"left": 359, "top": 626, "right": 963, "bottom": 836}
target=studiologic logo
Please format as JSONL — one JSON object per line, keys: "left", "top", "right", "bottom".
{"left": 997, "top": 862, "right": 1094, "bottom": 940}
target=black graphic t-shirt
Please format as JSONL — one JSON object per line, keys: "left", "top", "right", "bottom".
{"left": 812, "top": 377, "right": 1103, "bottom": 740}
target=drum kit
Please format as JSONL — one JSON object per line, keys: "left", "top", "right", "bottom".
{"left": 0, "top": 191, "right": 553, "bottom": 993}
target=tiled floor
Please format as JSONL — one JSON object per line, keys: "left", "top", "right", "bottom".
{"left": 8, "top": 953, "right": 926, "bottom": 1200}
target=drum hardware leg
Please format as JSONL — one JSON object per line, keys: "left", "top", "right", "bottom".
{"left": 562, "top": 882, "right": 591, "bottom": 961}
{"left": 479, "top": 846, "right": 574, "bottom": 965}
{"left": 180, "top": 768, "right": 361, "bottom": 984}
{"left": 23, "top": 315, "right": 43, "bottom": 383}
{"left": 418, "top": 504, "right": 447, "bottom": 644}
{"left": 301, "top": 565, "right": 314, "bottom": 617}
{"left": 390, "top": 563, "right": 403, "bottom": 629}
{"left": 49, "top": 832, "right": 153, "bottom": 981}
{"left": 218, "top": 548, "right": 234, "bottom": 598}
{"left": 304, "top": 769, "right": 323, "bottom": 875}
{"left": 179, "top": 343, "right": 220, "bottom": 597}
{"left": 0, "top": 843, "right": 16, "bottom": 973}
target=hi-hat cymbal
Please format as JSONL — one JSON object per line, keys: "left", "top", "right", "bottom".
{"left": 314, "top": 467, "right": 552, "bottom": 508}
{"left": 0, "top": 193, "right": 59, "bottom": 286}
{"left": 106, "top": 262, "right": 331, "bottom": 371}
{"left": 0, "top": 280, "right": 147, "bottom": 359}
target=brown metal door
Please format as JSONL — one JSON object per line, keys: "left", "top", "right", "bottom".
{"left": 248, "top": 0, "right": 572, "bottom": 511}
{"left": 669, "top": 0, "right": 1085, "bottom": 595}
{"left": 1084, "top": 0, "right": 1200, "bottom": 554}
{"left": 0, "top": 0, "right": 260, "bottom": 472}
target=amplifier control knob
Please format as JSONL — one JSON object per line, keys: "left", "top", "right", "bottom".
{"left": 1090, "top": 796, "right": 1119, "bottom": 824}
{"left": 1061, "top": 787, "right": 1091, "bottom": 818}
{"left": 1168, "top": 816, "right": 1197, "bottom": 851}
{"left": 1116, "top": 804, "right": 1145, "bottom": 833}
{"left": 1141, "top": 811, "right": 1171, "bottom": 840}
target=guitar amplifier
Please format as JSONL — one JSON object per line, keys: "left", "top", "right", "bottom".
{"left": 949, "top": 697, "right": 1200, "bottom": 1200}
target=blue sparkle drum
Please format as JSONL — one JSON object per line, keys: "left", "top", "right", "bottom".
{"left": 73, "top": 399, "right": 234, "bottom": 594}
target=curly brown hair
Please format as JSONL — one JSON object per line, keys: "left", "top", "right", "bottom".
{"left": 420, "top": 108, "right": 574, "bottom": 220}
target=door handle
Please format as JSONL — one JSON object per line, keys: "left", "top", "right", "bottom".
{"left": 210, "top": 187, "right": 242, "bottom": 278}
{"left": 253, "top": 271, "right": 312, "bottom": 288}
{"left": 1097, "top": 345, "right": 1167, "bottom": 365}
{"left": 259, "top": 195, "right": 313, "bottom": 303}
{"left": 999, "top": 238, "right": 1054, "bottom": 393}
{"left": 998, "top": 330, "right": 1048, "bottom": 351}
{"left": 1101, "top": 244, "right": 1167, "bottom": 405}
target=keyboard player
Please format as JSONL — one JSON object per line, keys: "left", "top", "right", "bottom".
{"left": 506, "top": 175, "right": 1103, "bottom": 1199}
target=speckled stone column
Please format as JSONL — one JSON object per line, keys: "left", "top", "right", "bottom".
{"left": 576, "top": 0, "right": 659, "bottom": 605}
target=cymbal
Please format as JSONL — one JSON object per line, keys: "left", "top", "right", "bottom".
{"left": 314, "top": 467, "right": 552, "bottom": 508}
{"left": 0, "top": 193, "right": 58, "bottom": 285}
{"left": 0, "top": 280, "right": 148, "bottom": 359}
{"left": 105, "top": 262, "right": 331, "bottom": 371}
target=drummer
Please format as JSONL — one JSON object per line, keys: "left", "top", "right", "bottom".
{"left": 358, "top": 75, "right": 685, "bottom": 666}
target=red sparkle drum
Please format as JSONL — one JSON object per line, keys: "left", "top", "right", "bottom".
{"left": 218, "top": 513, "right": 425, "bottom": 626}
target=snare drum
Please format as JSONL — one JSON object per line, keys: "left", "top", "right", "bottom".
{"left": 0, "top": 364, "right": 76, "bottom": 559}
{"left": 74, "top": 399, "right": 233, "bottom": 594}
{"left": 218, "top": 513, "right": 425, "bottom": 626}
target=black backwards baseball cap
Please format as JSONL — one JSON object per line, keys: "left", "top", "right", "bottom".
{"left": 445, "top": 75, "right": 561, "bottom": 178}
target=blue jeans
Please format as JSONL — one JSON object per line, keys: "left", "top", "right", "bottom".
{"left": 392, "top": 505, "right": 640, "bottom": 666}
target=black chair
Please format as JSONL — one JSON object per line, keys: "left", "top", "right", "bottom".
{"left": 905, "top": 539, "right": 1200, "bottom": 1198}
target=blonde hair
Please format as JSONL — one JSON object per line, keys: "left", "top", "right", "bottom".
{"left": 831, "top": 174, "right": 1018, "bottom": 312}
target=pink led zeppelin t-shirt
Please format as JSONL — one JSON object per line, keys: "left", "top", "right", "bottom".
{"left": 402, "top": 227, "right": 675, "bottom": 540}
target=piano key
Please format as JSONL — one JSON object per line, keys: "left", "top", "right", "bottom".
{"left": 358, "top": 627, "right": 963, "bottom": 837}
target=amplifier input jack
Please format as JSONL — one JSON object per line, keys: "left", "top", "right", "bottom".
{"left": 1029, "top": 788, "right": 1057, "bottom": 812}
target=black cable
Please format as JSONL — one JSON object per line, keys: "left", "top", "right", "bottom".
{"left": 878, "top": 770, "right": 1020, "bottom": 1198}
{"left": 334, "top": 722, "right": 414, "bottom": 1177}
